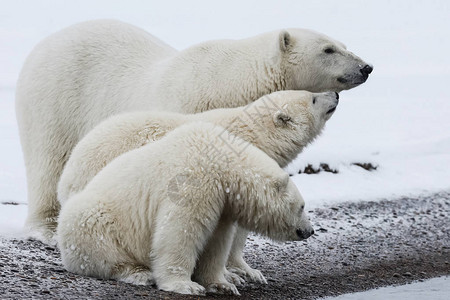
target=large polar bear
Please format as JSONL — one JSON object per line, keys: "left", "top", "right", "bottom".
{"left": 57, "top": 122, "right": 314, "bottom": 296}
{"left": 16, "top": 19, "right": 372, "bottom": 244}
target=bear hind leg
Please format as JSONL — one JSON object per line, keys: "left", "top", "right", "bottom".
{"left": 19, "top": 116, "right": 78, "bottom": 245}
{"left": 24, "top": 150, "right": 71, "bottom": 245}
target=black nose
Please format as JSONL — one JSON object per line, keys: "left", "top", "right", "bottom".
{"left": 360, "top": 65, "right": 373, "bottom": 77}
{"left": 296, "top": 228, "right": 314, "bottom": 240}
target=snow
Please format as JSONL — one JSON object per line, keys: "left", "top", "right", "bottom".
{"left": 0, "top": 0, "right": 449, "bottom": 240}
{"left": 287, "top": 93, "right": 450, "bottom": 209}
{"left": 322, "top": 276, "right": 450, "bottom": 300}
{"left": 0, "top": 202, "right": 27, "bottom": 238}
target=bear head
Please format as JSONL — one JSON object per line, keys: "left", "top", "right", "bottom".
{"left": 277, "top": 29, "right": 373, "bottom": 92}
{"left": 242, "top": 90, "right": 339, "bottom": 167}
{"left": 265, "top": 174, "right": 314, "bottom": 242}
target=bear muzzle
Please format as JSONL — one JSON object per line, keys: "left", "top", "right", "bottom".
{"left": 360, "top": 64, "right": 373, "bottom": 79}
{"left": 337, "top": 63, "right": 374, "bottom": 87}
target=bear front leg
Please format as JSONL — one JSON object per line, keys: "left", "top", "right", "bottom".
{"left": 227, "top": 227, "right": 268, "bottom": 284}
{"left": 193, "top": 216, "right": 243, "bottom": 295}
{"left": 152, "top": 204, "right": 223, "bottom": 296}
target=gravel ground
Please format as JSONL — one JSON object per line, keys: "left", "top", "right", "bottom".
{"left": 1, "top": 191, "right": 449, "bottom": 300}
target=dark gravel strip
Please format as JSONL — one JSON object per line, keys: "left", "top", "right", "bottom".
{"left": 1, "top": 191, "right": 449, "bottom": 300}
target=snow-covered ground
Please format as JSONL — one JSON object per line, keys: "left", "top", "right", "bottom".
{"left": 322, "top": 276, "right": 450, "bottom": 300}
{"left": 1, "top": 1, "right": 449, "bottom": 237}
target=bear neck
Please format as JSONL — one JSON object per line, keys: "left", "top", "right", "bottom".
{"left": 199, "top": 108, "right": 263, "bottom": 155}
{"left": 158, "top": 36, "right": 289, "bottom": 113}
{"left": 205, "top": 107, "right": 305, "bottom": 168}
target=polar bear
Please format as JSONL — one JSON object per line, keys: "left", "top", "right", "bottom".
{"left": 16, "top": 19, "right": 371, "bottom": 244}
{"left": 57, "top": 122, "right": 314, "bottom": 295}
{"left": 58, "top": 90, "right": 338, "bottom": 205}
{"left": 57, "top": 90, "right": 337, "bottom": 284}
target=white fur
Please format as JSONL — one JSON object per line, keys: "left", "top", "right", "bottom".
{"left": 57, "top": 122, "right": 313, "bottom": 295}
{"left": 58, "top": 90, "right": 337, "bottom": 205}
{"left": 57, "top": 90, "right": 336, "bottom": 283}
{"left": 16, "top": 19, "right": 369, "bottom": 243}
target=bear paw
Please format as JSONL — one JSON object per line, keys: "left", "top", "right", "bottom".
{"left": 159, "top": 280, "right": 206, "bottom": 295}
{"left": 224, "top": 269, "right": 245, "bottom": 286}
{"left": 228, "top": 264, "right": 267, "bottom": 284}
{"left": 118, "top": 270, "right": 154, "bottom": 286}
{"left": 26, "top": 223, "right": 57, "bottom": 246}
{"left": 206, "top": 282, "right": 240, "bottom": 295}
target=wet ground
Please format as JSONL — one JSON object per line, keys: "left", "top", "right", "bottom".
{"left": 1, "top": 191, "right": 449, "bottom": 299}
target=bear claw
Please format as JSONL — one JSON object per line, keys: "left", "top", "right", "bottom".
{"left": 228, "top": 266, "right": 268, "bottom": 284}
{"left": 224, "top": 269, "right": 245, "bottom": 286}
{"left": 159, "top": 280, "right": 206, "bottom": 295}
{"left": 206, "top": 282, "right": 240, "bottom": 295}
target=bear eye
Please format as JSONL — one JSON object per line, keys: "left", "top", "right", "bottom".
{"left": 324, "top": 47, "right": 335, "bottom": 54}
{"left": 312, "top": 97, "right": 316, "bottom": 104}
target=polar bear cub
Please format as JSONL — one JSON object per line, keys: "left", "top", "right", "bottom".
{"left": 57, "top": 122, "right": 314, "bottom": 295}
{"left": 58, "top": 90, "right": 338, "bottom": 205}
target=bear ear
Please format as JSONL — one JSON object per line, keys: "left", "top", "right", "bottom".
{"left": 279, "top": 30, "right": 291, "bottom": 52}
{"left": 274, "top": 173, "right": 290, "bottom": 192}
{"left": 273, "top": 110, "right": 292, "bottom": 127}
